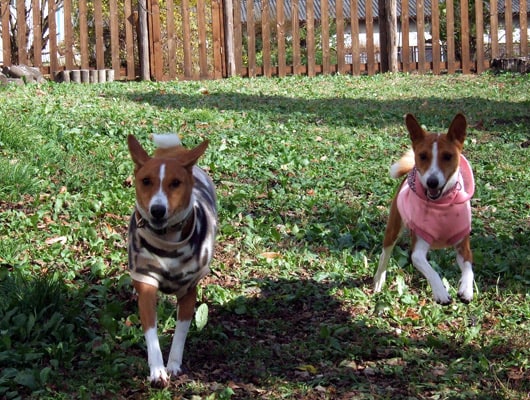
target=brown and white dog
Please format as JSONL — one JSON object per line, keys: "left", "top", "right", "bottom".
{"left": 127, "top": 133, "right": 217, "bottom": 387}
{"left": 374, "top": 113, "right": 475, "bottom": 305}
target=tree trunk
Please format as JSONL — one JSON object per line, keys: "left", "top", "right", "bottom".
{"left": 378, "top": 0, "right": 398, "bottom": 72}
{"left": 138, "top": 0, "right": 150, "bottom": 81}
{"left": 224, "top": 0, "right": 236, "bottom": 76}
{"left": 387, "top": 0, "right": 398, "bottom": 71}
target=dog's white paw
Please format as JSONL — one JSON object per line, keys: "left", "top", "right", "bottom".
{"left": 457, "top": 276, "right": 474, "bottom": 304}
{"left": 166, "top": 362, "right": 183, "bottom": 377}
{"left": 149, "top": 366, "right": 170, "bottom": 388}
{"left": 432, "top": 284, "right": 452, "bottom": 305}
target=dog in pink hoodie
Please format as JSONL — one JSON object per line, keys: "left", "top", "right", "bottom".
{"left": 374, "top": 113, "right": 475, "bottom": 305}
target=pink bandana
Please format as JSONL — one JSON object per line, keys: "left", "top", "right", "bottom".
{"left": 397, "top": 155, "right": 474, "bottom": 248}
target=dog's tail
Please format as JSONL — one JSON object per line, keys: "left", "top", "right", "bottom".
{"left": 390, "top": 149, "right": 415, "bottom": 178}
{"left": 151, "top": 133, "right": 182, "bottom": 149}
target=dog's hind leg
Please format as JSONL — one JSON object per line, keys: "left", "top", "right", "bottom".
{"left": 167, "top": 286, "right": 197, "bottom": 376}
{"left": 374, "top": 198, "right": 403, "bottom": 293}
{"left": 455, "top": 236, "right": 474, "bottom": 303}
{"left": 134, "top": 281, "right": 169, "bottom": 387}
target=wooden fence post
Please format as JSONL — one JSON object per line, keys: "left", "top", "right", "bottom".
{"left": 224, "top": 0, "right": 236, "bottom": 76}
{"left": 138, "top": 0, "right": 150, "bottom": 80}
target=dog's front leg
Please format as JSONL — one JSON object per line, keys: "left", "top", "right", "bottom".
{"left": 411, "top": 238, "right": 452, "bottom": 305}
{"left": 134, "top": 281, "right": 169, "bottom": 387}
{"left": 167, "top": 286, "right": 197, "bottom": 376}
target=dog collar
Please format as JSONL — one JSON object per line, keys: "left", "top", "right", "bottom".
{"left": 135, "top": 207, "right": 195, "bottom": 236}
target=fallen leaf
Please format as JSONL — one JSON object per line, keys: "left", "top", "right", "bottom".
{"left": 259, "top": 252, "right": 282, "bottom": 261}
{"left": 45, "top": 236, "right": 67, "bottom": 245}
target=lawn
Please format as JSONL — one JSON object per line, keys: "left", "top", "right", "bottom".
{"left": 0, "top": 73, "right": 529, "bottom": 400}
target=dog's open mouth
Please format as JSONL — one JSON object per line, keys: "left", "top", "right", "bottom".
{"left": 426, "top": 188, "right": 443, "bottom": 200}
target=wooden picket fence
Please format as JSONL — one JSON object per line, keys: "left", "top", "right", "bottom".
{"left": 0, "top": 0, "right": 528, "bottom": 81}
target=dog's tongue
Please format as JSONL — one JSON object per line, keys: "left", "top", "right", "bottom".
{"left": 428, "top": 188, "right": 441, "bottom": 199}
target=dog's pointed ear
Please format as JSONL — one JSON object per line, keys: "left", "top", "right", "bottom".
{"left": 447, "top": 113, "right": 467, "bottom": 146}
{"left": 180, "top": 140, "right": 209, "bottom": 169}
{"left": 405, "top": 114, "right": 426, "bottom": 144}
{"left": 128, "top": 135, "right": 151, "bottom": 168}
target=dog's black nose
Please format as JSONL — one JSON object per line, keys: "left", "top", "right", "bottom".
{"left": 150, "top": 204, "right": 166, "bottom": 220}
{"left": 426, "top": 176, "right": 439, "bottom": 189}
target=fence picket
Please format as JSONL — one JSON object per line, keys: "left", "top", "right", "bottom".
{"left": 460, "top": 0, "right": 471, "bottom": 73}
{"left": 522, "top": 0, "right": 529, "bottom": 56}
{"left": 0, "top": 0, "right": 528, "bottom": 81}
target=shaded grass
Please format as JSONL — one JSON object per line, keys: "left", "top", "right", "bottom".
{"left": 0, "top": 73, "right": 529, "bottom": 399}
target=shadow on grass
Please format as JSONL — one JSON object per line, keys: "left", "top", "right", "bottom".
{"left": 0, "top": 267, "right": 143, "bottom": 398}
{"left": 113, "top": 87, "right": 530, "bottom": 136}
{"left": 179, "top": 276, "right": 529, "bottom": 399}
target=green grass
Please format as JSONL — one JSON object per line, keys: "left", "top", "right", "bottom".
{"left": 0, "top": 73, "right": 529, "bottom": 399}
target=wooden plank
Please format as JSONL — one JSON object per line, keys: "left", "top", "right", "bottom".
{"left": 246, "top": 0, "right": 256, "bottom": 77}
{"left": 197, "top": 0, "right": 209, "bottom": 78}
{"left": 505, "top": 0, "right": 513, "bottom": 57}
{"left": 94, "top": 0, "right": 105, "bottom": 70}
{"left": 306, "top": 0, "right": 316, "bottom": 76}
{"left": 181, "top": 0, "right": 193, "bottom": 79}
{"left": 431, "top": 0, "right": 441, "bottom": 73}
{"left": 446, "top": 0, "right": 456, "bottom": 73}
{"left": 416, "top": 0, "right": 426, "bottom": 73}
{"left": 16, "top": 0, "right": 28, "bottom": 64}
{"left": 350, "top": 0, "right": 360, "bottom": 75}
{"left": 79, "top": 0, "right": 89, "bottom": 69}
{"left": 48, "top": 0, "right": 59, "bottom": 74}
{"left": 150, "top": 0, "right": 163, "bottom": 80}
{"left": 336, "top": 0, "right": 345, "bottom": 74}
{"left": 32, "top": 0, "right": 42, "bottom": 68}
{"left": 63, "top": 0, "right": 75, "bottom": 69}
{"left": 321, "top": 0, "right": 330, "bottom": 74}
{"left": 521, "top": 0, "right": 528, "bottom": 56}
{"left": 401, "top": 0, "right": 410, "bottom": 72}
{"left": 166, "top": 0, "right": 176, "bottom": 79}
{"left": 291, "top": 0, "right": 301, "bottom": 75}
{"left": 474, "top": 0, "right": 485, "bottom": 73}
{"left": 1, "top": 0, "right": 11, "bottom": 66}
{"left": 124, "top": 0, "right": 136, "bottom": 80}
{"left": 109, "top": 0, "right": 121, "bottom": 78}
{"left": 262, "top": 0, "right": 272, "bottom": 76}
{"left": 147, "top": 0, "right": 154, "bottom": 76}
{"left": 490, "top": 0, "right": 498, "bottom": 59}
{"left": 233, "top": 0, "right": 243, "bottom": 75}
{"left": 211, "top": 0, "right": 224, "bottom": 78}
{"left": 365, "top": 0, "right": 375, "bottom": 74}
{"left": 277, "top": 0, "right": 287, "bottom": 76}
{"left": 460, "top": 0, "right": 471, "bottom": 73}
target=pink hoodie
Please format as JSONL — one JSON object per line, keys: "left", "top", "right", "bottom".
{"left": 397, "top": 155, "right": 475, "bottom": 248}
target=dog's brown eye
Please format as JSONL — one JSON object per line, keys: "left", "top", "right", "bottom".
{"left": 442, "top": 153, "right": 453, "bottom": 161}
{"left": 169, "top": 179, "right": 180, "bottom": 188}
{"left": 142, "top": 177, "right": 152, "bottom": 186}
{"left": 419, "top": 152, "right": 428, "bottom": 161}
